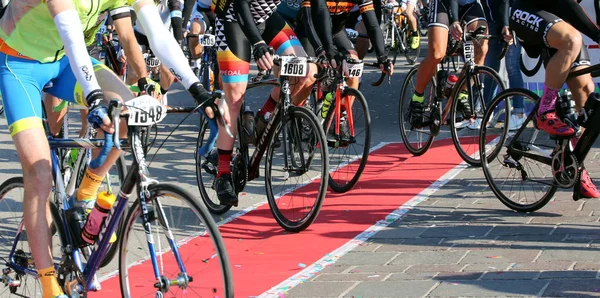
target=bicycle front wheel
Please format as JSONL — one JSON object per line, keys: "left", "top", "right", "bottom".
{"left": 324, "top": 87, "right": 371, "bottom": 193}
{"left": 119, "top": 183, "right": 233, "bottom": 297}
{"left": 398, "top": 64, "right": 436, "bottom": 156}
{"left": 383, "top": 22, "right": 399, "bottom": 66}
{"left": 449, "top": 65, "right": 505, "bottom": 166}
{"left": 480, "top": 88, "right": 557, "bottom": 212}
{"left": 265, "top": 106, "right": 329, "bottom": 232}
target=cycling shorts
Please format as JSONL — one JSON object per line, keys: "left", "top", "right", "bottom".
{"left": 345, "top": 9, "right": 362, "bottom": 29}
{"left": 509, "top": 1, "right": 590, "bottom": 69}
{"left": 191, "top": 6, "right": 216, "bottom": 29}
{"left": 215, "top": 11, "right": 304, "bottom": 84}
{"left": 0, "top": 53, "right": 107, "bottom": 136}
{"left": 428, "top": 0, "right": 486, "bottom": 30}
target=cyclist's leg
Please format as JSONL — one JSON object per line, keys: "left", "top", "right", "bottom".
{"left": 334, "top": 29, "right": 360, "bottom": 90}
{"left": 159, "top": 63, "right": 175, "bottom": 91}
{"left": 406, "top": 0, "right": 420, "bottom": 49}
{"left": 47, "top": 58, "right": 132, "bottom": 204}
{"left": 43, "top": 94, "right": 68, "bottom": 137}
{"left": 410, "top": 0, "right": 448, "bottom": 120}
{"left": 0, "top": 52, "right": 66, "bottom": 298}
{"left": 461, "top": 2, "right": 488, "bottom": 65}
{"left": 214, "top": 18, "right": 250, "bottom": 205}
{"left": 188, "top": 10, "right": 208, "bottom": 59}
{"left": 260, "top": 12, "right": 317, "bottom": 107}
{"left": 354, "top": 19, "right": 370, "bottom": 60}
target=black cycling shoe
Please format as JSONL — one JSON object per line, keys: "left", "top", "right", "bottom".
{"left": 456, "top": 91, "right": 473, "bottom": 119}
{"left": 408, "top": 100, "right": 426, "bottom": 128}
{"left": 215, "top": 174, "right": 238, "bottom": 206}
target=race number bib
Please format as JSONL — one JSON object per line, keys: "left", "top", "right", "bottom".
{"left": 463, "top": 40, "right": 474, "bottom": 62}
{"left": 199, "top": 34, "right": 216, "bottom": 46}
{"left": 343, "top": 60, "right": 364, "bottom": 78}
{"left": 280, "top": 56, "right": 308, "bottom": 77}
{"left": 126, "top": 95, "right": 167, "bottom": 126}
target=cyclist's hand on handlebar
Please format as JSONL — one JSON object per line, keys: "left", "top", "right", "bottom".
{"left": 378, "top": 56, "right": 394, "bottom": 75}
{"left": 137, "top": 77, "right": 162, "bottom": 99}
{"left": 501, "top": 26, "right": 513, "bottom": 45}
{"left": 317, "top": 46, "right": 339, "bottom": 69}
{"left": 189, "top": 82, "right": 231, "bottom": 126}
{"left": 449, "top": 21, "right": 462, "bottom": 41}
{"left": 86, "top": 90, "right": 115, "bottom": 134}
{"left": 253, "top": 41, "right": 274, "bottom": 71}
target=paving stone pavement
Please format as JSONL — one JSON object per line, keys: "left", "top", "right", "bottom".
{"left": 284, "top": 151, "right": 600, "bottom": 298}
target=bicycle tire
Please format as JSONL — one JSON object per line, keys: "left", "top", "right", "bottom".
{"left": 398, "top": 64, "right": 436, "bottom": 156}
{"left": 196, "top": 117, "right": 232, "bottom": 215}
{"left": 480, "top": 88, "right": 557, "bottom": 212}
{"left": 0, "top": 177, "right": 66, "bottom": 297}
{"left": 118, "top": 183, "right": 233, "bottom": 297}
{"left": 265, "top": 106, "right": 329, "bottom": 232}
{"left": 324, "top": 87, "right": 371, "bottom": 193}
{"left": 449, "top": 65, "right": 506, "bottom": 167}
{"left": 383, "top": 23, "right": 399, "bottom": 66}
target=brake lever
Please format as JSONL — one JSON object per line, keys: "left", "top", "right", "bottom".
{"left": 211, "top": 92, "right": 233, "bottom": 138}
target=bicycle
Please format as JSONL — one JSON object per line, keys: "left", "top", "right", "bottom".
{"left": 479, "top": 62, "right": 600, "bottom": 212}
{"left": 398, "top": 24, "right": 508, "bottom": 166}
{"left": 99, "top": 29, "right": 127, "bottom": 82}
{"left": 417, "top": 4, "right": 428, "bottom": 37}
{"left": 196, "top": 55, "right": 329, "bottom": 232}
{"left": 304, "top": 56, "right": 380, "bottom": 193}
{"left": 191, "top": 28, "right": 220, "bottom": 91}
{"left": 381, "top": 2, "right": 420, "bottom": 65}
{"left": 1, "top": 95, "right": 233, "bottom": 297}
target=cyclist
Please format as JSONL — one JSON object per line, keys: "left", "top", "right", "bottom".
{"left": 211, "top": 0, "right": 323, "bottom": 206}
{"left": 509, "top": 0, "right": 600, "bottom": 198}
{"left": 345, "top": 0, "right": 383, "bottom": 59}
{"left": 401, "top": 0, "right": 421, "bottom": 49}
{"left": 0, "top": 0, "right": 219, "bottom": 296}
{"left": 127, "top": 0, "right": 185, "bottom": 95}
{"left": 45, "top": 14, "right": 161, "bottom": 139}
{"left": 407, "top": 0, "right": 490, "bottom": 127}
{"left": 299, "top": 0, "right": 393, "bottom": 92}
{"left": 187, "top": 0, "right": 216, "bottom": 79}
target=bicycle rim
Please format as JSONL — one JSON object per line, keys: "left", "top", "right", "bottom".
{"left": 399, "top": 65, "right": 435, "bottom": 155}
{"left": 119, "top": 183, "right": 233, "bottom": 297}
{"left": 0, "top": 177, "right": 65, "bottom": 297}
{"left": 196, "top": 117, "right": 232, "bottom": 214}
{"left": 265, "top": 106, "right": 328, "bottom": 232}
{"left": 480, "top": 88, "right": 557, "bottom": 212}
{"left": 324, "top": 88, "right": 371, "bottom": 193}
{"left": 449, "top": 66, "right": 506, "bottom": 166}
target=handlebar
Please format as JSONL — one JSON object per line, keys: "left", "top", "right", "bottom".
{"left": 197, "top": 91, "right": 231, "bottom": 157}
{"left": 89, "top": 99, "right": 122, "bottom": 169}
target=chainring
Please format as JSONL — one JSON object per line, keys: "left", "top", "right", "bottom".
{"left": 552, "top": 147, "right": 579, "bottom": 188}
{"left": 57, "top": 258, "right": 87, "bottom": 298}
{"left": 231, "top": 153, "right": 247, "bottom": 194}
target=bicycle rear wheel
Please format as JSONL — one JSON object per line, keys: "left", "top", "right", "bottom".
{"left": 480, "top": 88, "right": 557, "bottom": 212}
{"left": 196, "top": 117, "right": 233, "bottom": 214}
{"left": 265, "top": 106, "right": 328, "bottom": 232}
{"left": 0, "top": 177, "right": 65, "bottom": 297}
{"left": 324, "top": 88, "right": 371, "bottom": 193}
{"left": 398, "top": 64, "right": 436, "bottom": 156}
{"left": 119, "top": 183, "right": 233, "bottom": 297}
{"left": 449, "top": 65, "right": 505, "bottom": 166}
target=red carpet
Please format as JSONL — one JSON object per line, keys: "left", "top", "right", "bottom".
{"left": 90, "top": 138, "right": 470, "bottom": 297}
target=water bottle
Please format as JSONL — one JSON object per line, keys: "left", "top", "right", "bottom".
{"left": 66, "top": 207, "right": 87, "bottom": 247}
{"left": 444, "top": 74, "right": 458, "bottom": 98}
{"left": 81, "top": 191, "right": 117, "bottom": 245}
{"left": 242, "top": 105, "right": 256, "bottom": 145}
{"left": 557, "top": 89, "right": 579, "bottom": 132}
{"left": 321, "top": 92, "right": 334, "bottom": 119}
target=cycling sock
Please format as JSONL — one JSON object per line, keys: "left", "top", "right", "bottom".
{"left": 412, "top": 92, "right": 424, "bottom": 103}
{"left": 77, "top": 168, "right": 104, "bottom": 201}
{"left": 538, "top": 85, "right": 559, "bottom": 115}
{"left": 412, "top": 30, "right": 418, "bottom": 36}
{"left": 38, "top": 266, "right": 63, "bottom": 298}
{"left": 217, "top": 149, "right": 233, "bottom": 178}
{"left": 258, "top": 96, "right": 276, "bottom": 117}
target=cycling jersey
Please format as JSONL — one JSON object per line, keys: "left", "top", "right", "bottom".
{"left": 0, "top": 0, "right": 129, "bottom": 63}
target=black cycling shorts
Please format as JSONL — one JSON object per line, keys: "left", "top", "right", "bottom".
{"left": 510, "top": 1, "right": 590, "bottom": 70}
{"left": 428, "top": 0, "right": 486, "bottom": 30}
{"left": 297, "top": 28, "right": 355, "bottom": 57}
{"left": 345, "top": 10, "right": 361, "bottom": 29}
{"left": 134, "top": 29, "right": 150, "bottom": 52}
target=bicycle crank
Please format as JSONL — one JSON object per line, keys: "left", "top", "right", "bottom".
{"left": 552, "top": 144, "right": 579, "bottom": 188}
{"left": 231, "top": 151, "right": 247, "bottom": 193}
{"left": 58, "top": 258, "right": 87, "bottom": 298}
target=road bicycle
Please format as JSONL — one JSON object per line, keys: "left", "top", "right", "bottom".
{"left": 398, "top": 25, "right": 508, "bottom": 166}
{"left": 480, "top": 62, "right": 600, "bottom": 212}
{"left": 196, "top": 55, "right": 329, "bottom": 232}
{"left": 1, "top": 95, "right": 233, "bottom": 297}
{"left": 381, "top": 2, "right": 420, "bottom": 65}
{"left": 188, "top": 27, "right": 220, "bottom": 92}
